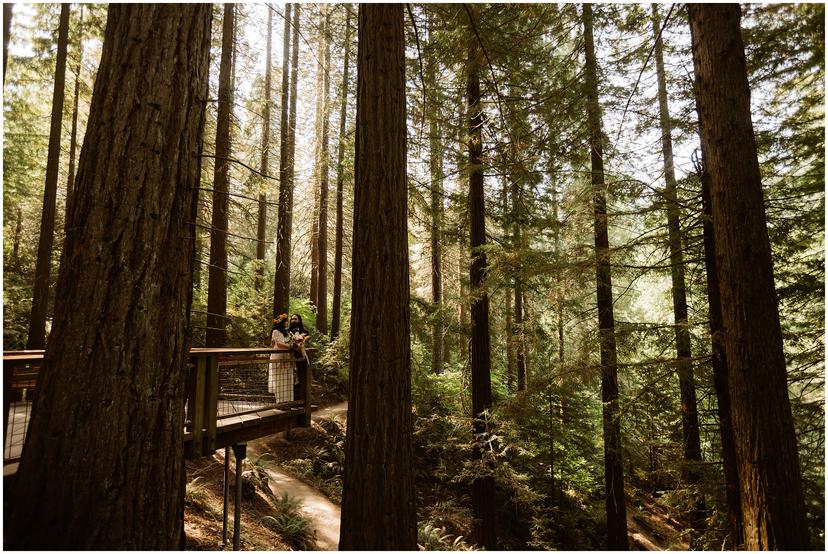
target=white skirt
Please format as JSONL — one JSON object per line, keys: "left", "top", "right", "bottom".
{"left": 268, "top": 350, "right": 294, "bottom": 403}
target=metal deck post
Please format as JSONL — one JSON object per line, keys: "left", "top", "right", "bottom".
{"left": 232, "top": 442, "right": 247, "bottom": 550}
{"left": 222, "top": 446, "right": 230, "bottom": 545}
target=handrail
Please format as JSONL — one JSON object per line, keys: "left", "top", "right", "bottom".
{"left": 3, "top": 347, "right": 315, "bottom": 464}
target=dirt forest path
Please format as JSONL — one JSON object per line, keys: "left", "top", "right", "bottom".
{"left": 247, "top": 402, "right": 348, "bottom": 551}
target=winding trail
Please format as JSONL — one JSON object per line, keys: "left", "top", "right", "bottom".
{"left": 248, "top": 402, "right": 347, "bottom": 551}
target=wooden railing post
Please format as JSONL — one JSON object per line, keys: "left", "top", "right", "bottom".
{"left": 186, "top": 356, "right": 206, "bottom": 457}
{"left": 300, "top": 354, "right": 312, "bottom": 427}
{"left": 203, "top": 354, "right": 219, "bottom": 455}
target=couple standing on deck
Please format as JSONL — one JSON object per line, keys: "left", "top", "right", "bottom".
{"left": 268, "top": 313, "right": 310, "bottom": 403}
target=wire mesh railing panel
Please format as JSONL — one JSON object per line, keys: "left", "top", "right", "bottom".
{"left": 216, "top": 352, "right": 299, "bottom": 417}
{"left": 4, "top": 359, "right": 41, "bottom": 463}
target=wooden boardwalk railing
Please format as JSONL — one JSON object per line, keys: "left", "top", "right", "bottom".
{"left": 3, "top": 347, "right": 314, "bottom": 467}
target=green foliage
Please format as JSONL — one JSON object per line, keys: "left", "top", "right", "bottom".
{"left": 184, "top": 477, "right": 222, "bottom": 520}
{"left": 260, "top": 493, "right": 317, "bottom": 551}
{"left": 417, "top": 522, "right": 474, "bottom": 551}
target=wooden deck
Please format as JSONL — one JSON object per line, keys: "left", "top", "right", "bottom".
{"left": 3, "top": 347, "right": 314, "bottom": 471}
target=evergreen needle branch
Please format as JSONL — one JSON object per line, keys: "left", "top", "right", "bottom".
{"left": 201, "top": 154, "right": 277, "bottom": 181}
{"left": 611, "top": 3, "right": 675, "bottom": 151}
{"left": 406, "top": 4, "right": 428, "bottom": 146}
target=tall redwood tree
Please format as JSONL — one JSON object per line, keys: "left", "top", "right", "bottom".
{"left": 205, "top": 4, "right": 234, "bottom": 347}
{"left": 583, "top": 4, "right": 628, "bottom": 549}
{"left": 688, "top": 4, "right": 810, "bottom": 549}
{"left": 26, "top": 3, "right": 70, "bottom": 349}
{"left": 8, "top": 4, "right": 211, "bottom": 548}
{"left": 339, "top": 4, "right": 417, "bottom": 549}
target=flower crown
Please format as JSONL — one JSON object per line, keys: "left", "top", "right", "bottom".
{"left": 272, "top": 313, "right": 288, "bottom": 324}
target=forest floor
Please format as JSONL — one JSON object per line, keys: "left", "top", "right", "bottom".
{"left": 626, "top": 494, "right": 690, "bottom": 551}
{"left": 184, "top": 399, "right": 689, "bottom": 551}
{"left": 184, "top": 402, "right": 347, "bottom": 551}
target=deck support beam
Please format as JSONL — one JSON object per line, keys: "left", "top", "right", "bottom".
{"left": 222, "top": 445, "right": 230, "bottom": 545}
{"left": 232, "top": 442, "right": 247, "bottom": 551}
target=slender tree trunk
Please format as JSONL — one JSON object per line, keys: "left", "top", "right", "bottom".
{"left": 65, "top": 6, "right": 83, "bottom": 215}
{"left": 428, "top": 16, "right": 444, "bottom": 375}
{"left": 550, "top": 171, "right": 564, "bottom": 364}
{"left": 316, "top": 5, "right": 331, "bottom": 334}
{"left": 503, "top": 182, "right": 514, "bottom": 391}
{"left": 331, "top": 4, "right": 352, "bottom": 339}
{"left": 3, "top": 3, "right": 11, "bottom": 83}
{"left": 274, "top": 4, "right": 299, "bottom": 317}
{"left": 12, "top": 205, "right": 22, "bottom": 268}
{"left": 339, "top": 5, "right": 416, "bottom": 549}
{"left": 26, "top": 3, "right": 69, "bottom": 350}
{"left": 688, "top": 5, "right": 810, "bottom": 549}
{"left": 512, "top": 193, "right": 526, "bottom": 391}
{"left": 8, "top": 5, "right": 210, "bottom": 548}
{"left": 651, "top": 4, "right": 703, "bottom": 514}
{"left": 309, "top": 7, "right": 326, "bottom": 308}
{"left": 255, "top": 5, "right": 273, "bottom": 292}
{"left": 699, "top": 159, "right": 743, "bottom": 549}
{"left": 206, "top": 4, "right": 234, "bottom": 348}
{"left": 272, "top": 3, "right": 291, "bottom": 313}
{"left": 455, "top": 80, "right": 468, "bottom": 363}
{"left": 583, "top": 5, "right": 628, "bottom": 549}
{"left": 466, "top": 9, "right": 496, "bottom": 548}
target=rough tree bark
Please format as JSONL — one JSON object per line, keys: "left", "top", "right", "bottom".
{"left": 316, "top": 4, "right": 331, "bottom": 334}
{"left": 339, "top": 4, "right": 417, "bottom": 549}
{"left": 255, "top": 5, "right": 274, "bottom": 292}
{"left": 26, "top": 3, "right": 69, "bottom": 350}
{"left": 699, "top": 158, "right": 743, "bottom": 549}
{"left": 583, "top": 4, "right": 629, "bottom": 549}
{"left": 466, "top": 8, "right": 496, "bottom": 549}
{"left": 274, "top": 3, "right": 300, "bottom": 317}
{"left": 331, "top": 4, "right": 352, "bottom": 339}
{"left": 688, "top": 4, "right": 810, "bottom": 549}
{"left": 206, "top": 4, "right": 234, "bottom": 348}
{"left": 651, "top": 3, "right": 703, "bottom": 513}
{"left": 8, "top": 4, "right": 210, "bottom": 548}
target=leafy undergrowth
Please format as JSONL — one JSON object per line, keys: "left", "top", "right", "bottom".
{"left": 184, "top": 452, "right": 316, "bottom": 551}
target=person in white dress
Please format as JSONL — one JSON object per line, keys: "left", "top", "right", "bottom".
{"left": 269, "top": 314, "right": 293, "bottom": 403}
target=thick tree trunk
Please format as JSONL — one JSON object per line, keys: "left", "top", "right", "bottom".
{"left": 428, "top": 17, "right": 444, "bottom": 375}
{"left": 26, "top": 3, "right": 69, "bottom": 350}
{"left": 255, "top": 6, "right": 273, "bottom": 292}
{"left": 3, "top": 3, "right": 11, "bottom": 83}
{"left": 316, "top": 5, "right": 331, "bottom": 334}
{"left": 583, "top": 5, "right": 628, "bottom": 549}
{"left": 65, "top": 6, "right": 83, "bottom": 214}
{"left": 699, "top": 161, "right": 743, "bottom": 549}
{"left": 274, "top": 4, "right": 300, "bottom": 317}
{"left": 339, "top": 5, "right": 416, "bottom": 549}
{"left": 206, "top": 4, "right": 234, "bottom": 348}
{"left": 466, "top": 11, "right": 496, "bottom": 549}
{"left": 651, "top": 3, "right": 703, "bottom": 506}
{"left": 688, "top": 5, "right": 810, "bottom": 549}
{"left": 8, "top": 5, "right": 210, "bottom": 548}
{"left": 331, "top": 4, "right": 352, "bottom": 339}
